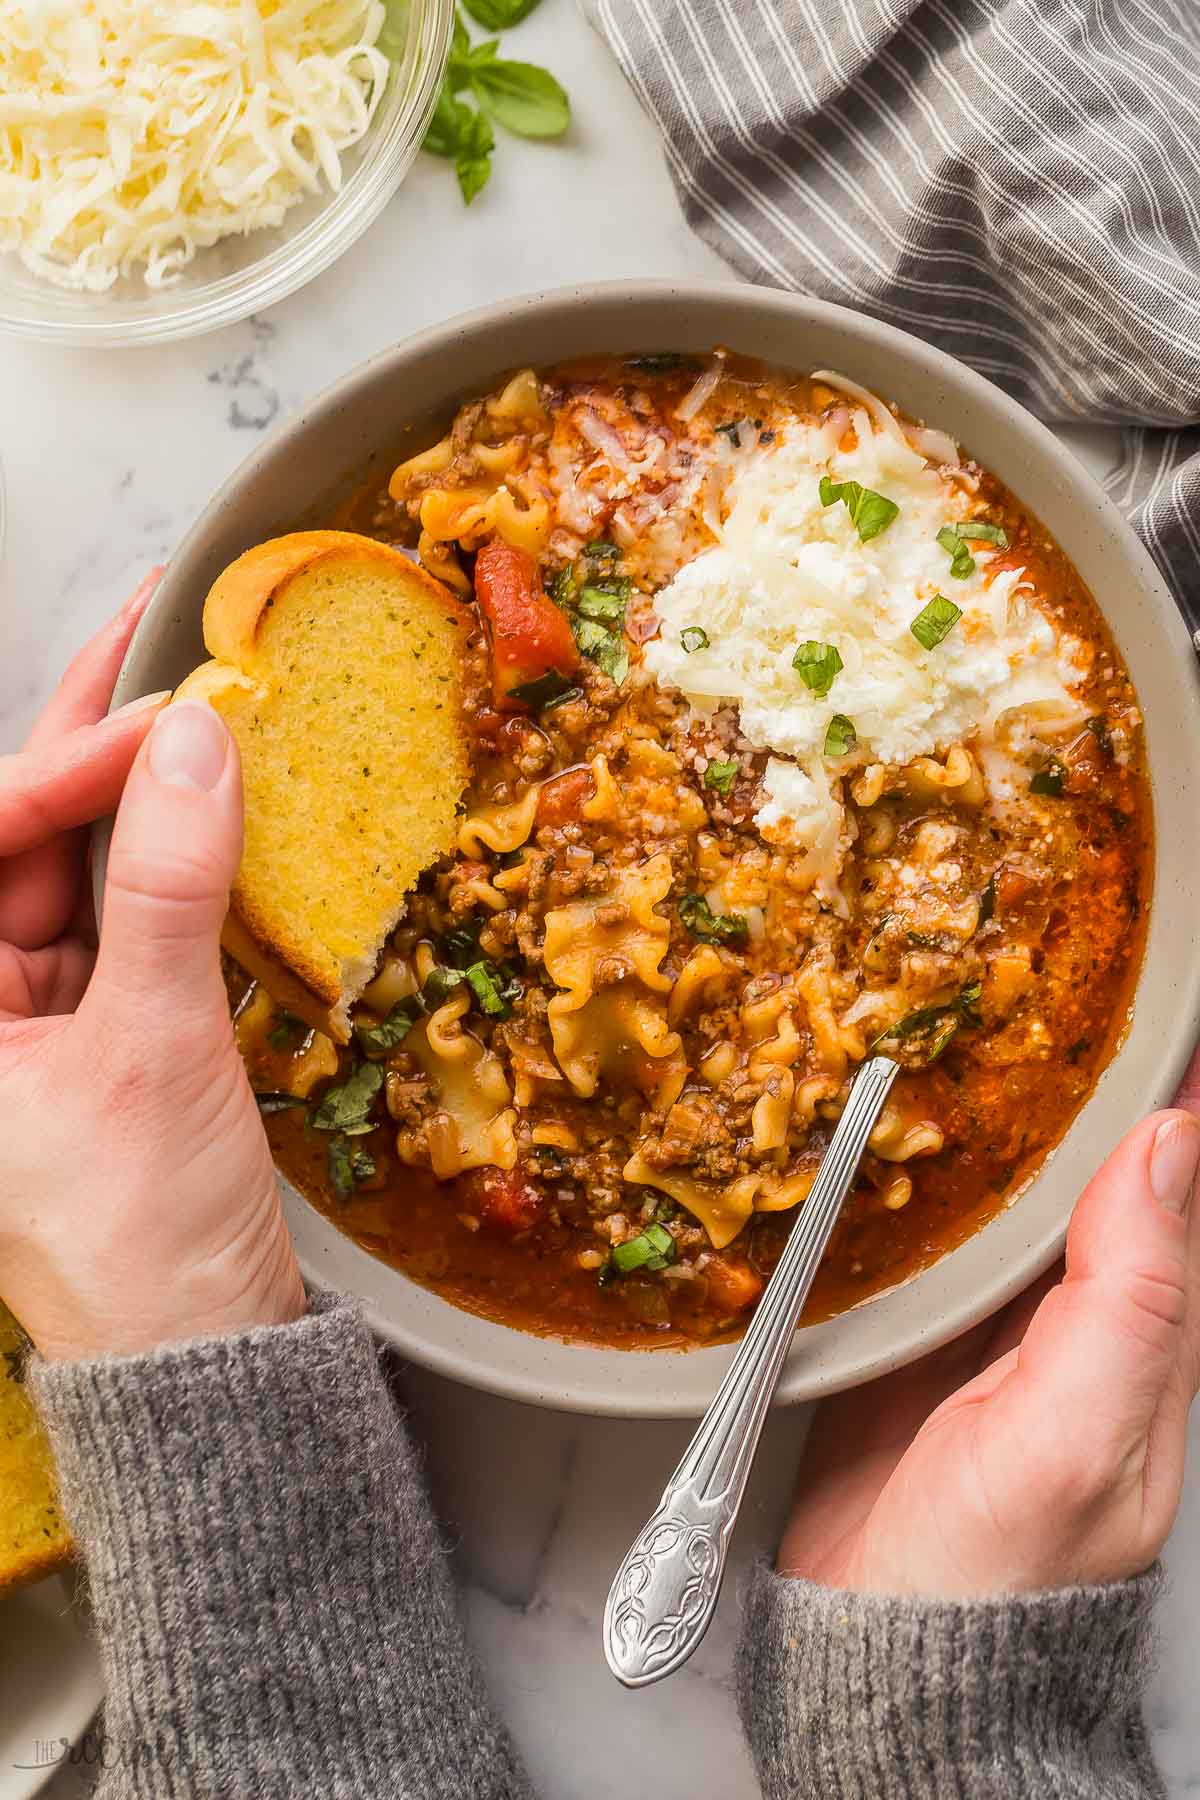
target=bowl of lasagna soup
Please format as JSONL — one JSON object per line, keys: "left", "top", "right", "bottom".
{"left": 104, "top": 282, "right": 1200, "bottom": 1416}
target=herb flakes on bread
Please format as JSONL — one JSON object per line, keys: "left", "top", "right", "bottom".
{"left": 174, "top": 531, "right": 469, "bottom": 1042}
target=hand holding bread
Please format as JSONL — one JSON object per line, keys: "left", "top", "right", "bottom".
{"left": 0, "top": 583, "right": 304, "bottom": 1369}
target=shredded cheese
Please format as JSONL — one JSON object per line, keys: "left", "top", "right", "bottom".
{"left": 0, "top": 0, "right": 389, "bottom": 291}
{"left": 644, "top": 389, "right": 1089, "bottom": 893}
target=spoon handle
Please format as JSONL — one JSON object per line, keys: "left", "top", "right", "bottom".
{"left": 602, "top": 1055, "right": 899, "bottom": 1689}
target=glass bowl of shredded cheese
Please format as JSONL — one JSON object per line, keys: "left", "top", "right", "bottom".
{"left": 0, "top": 0, "right": 453, "bottom": 346}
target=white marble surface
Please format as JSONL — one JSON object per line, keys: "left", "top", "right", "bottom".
{"left": 1, "top": 3, "right": 1197, "bottom": 1794}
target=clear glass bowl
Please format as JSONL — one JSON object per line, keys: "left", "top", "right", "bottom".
{"left": 0, "top": 0, "right": 453, "bottom": 348}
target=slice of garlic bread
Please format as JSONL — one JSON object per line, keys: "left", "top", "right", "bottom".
{"left": 0, "top": 1302, "right": 71, "bottom": 1591}
{"left": 174, "top": 531, "right": 469, "bottom": 1041}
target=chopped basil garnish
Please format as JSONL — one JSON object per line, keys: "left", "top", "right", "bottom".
{"left": 1030, "top": 762, "right": 1066, "bottom": 797}
{"left": 509, "top": 668, "right": 579, "bottom": 711}
{"left": 978, "top": 872, "right": 997, "bottom": 926}
{"left": 254, "top": 1091, "right": 307, "bottom": 1115}
{"left": 1086, "top": 714, "right": 1112, "bottom": 756}
{"left": 440, "top": 922, "right": 483, "bottom": 968}
{"left": 549, "top": 565, "right": 577, "bottom": 609}
{"left": 936, "top": 524, "right": 976, "bottom": 580}
{"left": 957, "top": 520, "right": 1009, "bottom": 546}
{"left": 309, "top": 1062, "right": 383, "bottom": 1136}
{"left": 679, "top": 893, "right": 749, "bottom": 944}
{"left": 611, "top": 1222, "right": 677, "bottom": 1274}
{"left": 355, "top": 998, "right": 421, "bottom": 1056}
{"left": 421, "top": 965, "right": 465, "bottom": 1009}
{"left": 818, "top": 475, "right": 900, "bottom": 542}
{"left": 464, "top": 960, "right": 512, "bottom": 1017}
{"left": 824, "top": 713, "right": 857, "bottom": 757}
{"left": 572, "top": 614, "right": 629, "bottom": 686}
{"left": 584, "top": 538, "right": 620, "bottom": 559}
{"left": 704, "top": 758, "right": 739, "bottom": 797}
{"left": 680, "top": 626, "right": 710, "bottom": 654}
{"left": 792, "top": 639, "right": 844, "bottom": 697}
{"left": 625, "top": 353, "right": 691, "bottom": 373}
{"left": 910, "top": 593, "right": 962, "bottom": 650}
{"left": 576, "top": 585, "right": 627, "bottom": 624}
{"left": 869, "top": 981, "right": 983, "bottom": 1062}
{"left": 328, "top": 1138, "right": 377, "bottom": 1200}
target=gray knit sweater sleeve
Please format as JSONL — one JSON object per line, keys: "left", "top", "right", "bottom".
{"left": 737, "top": 1562, "right": 1165, "bottom": 1799}
{"left": 29, "top": 1293, "right": 534, "bottom": 1800}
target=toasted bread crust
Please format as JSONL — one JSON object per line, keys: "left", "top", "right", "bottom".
{"left": 201, "top": 531, "right": 468, "bottom": 668}
{"left": 174, "top": 531, "right": 470, "bottom": 1036}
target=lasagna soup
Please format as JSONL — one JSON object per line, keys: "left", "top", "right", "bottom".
{"left": 235, "top": 353, "right": 1151, "bottom": 1347}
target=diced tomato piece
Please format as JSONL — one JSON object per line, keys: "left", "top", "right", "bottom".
{"left": 704, "top": 1258, "right": 764, "bottom": 1315}
{"left": 459, "top": 1165, "right": 543, "bottom": 1236}
{"left": 536, "top": 766, "right": 595, "bottom": 826}
{"left": 474, "top": 539, "right": 580, "bottom": 710}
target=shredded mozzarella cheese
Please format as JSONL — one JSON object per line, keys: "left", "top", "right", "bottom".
{"left": 0, "top": 0, "right": 389, "bottom": 291}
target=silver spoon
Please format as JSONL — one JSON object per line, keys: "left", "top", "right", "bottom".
{"left": 603, "top": 1054, "right": 899, "bottom": 1688}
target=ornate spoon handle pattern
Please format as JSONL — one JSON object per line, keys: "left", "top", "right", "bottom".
{"left": 603, "top": 1054, "right": 900, "bottom": 1688}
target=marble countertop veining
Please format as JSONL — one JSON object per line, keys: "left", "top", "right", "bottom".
{"left": 2, "top": 4, "right": 1198, "bottom": 1796}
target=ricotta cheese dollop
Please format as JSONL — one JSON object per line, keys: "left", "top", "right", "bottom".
{"left": 644, "top": 388, "right": 1086, "bottom": 898}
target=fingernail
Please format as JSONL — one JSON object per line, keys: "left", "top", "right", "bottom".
{"left": 147, "top": 701, "right": 228, "bottom": 792}
{"left": 1150, "top": 1117, "right": 1200, "bottom": 1216}
{"left": 108, "top": 689, "right": 171, "bottom": 722}
{"left": 122, "top": 568, "right": 164, "bottom": 623}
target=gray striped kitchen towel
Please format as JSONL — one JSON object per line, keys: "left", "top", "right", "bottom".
{"left": 583, "top": 0, "right": 1200, "bottom": 631}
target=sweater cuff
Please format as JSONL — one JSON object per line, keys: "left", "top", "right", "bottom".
{"left": 30, "top": 1291, "right": 532, "bottom": 1800}
{"left": 738, "top": 1563, "right": 1164, "bottom": 1800}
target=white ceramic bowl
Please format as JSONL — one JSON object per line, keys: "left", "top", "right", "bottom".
{"left": 0, "top": 0, "right": 452, "bottom": 348}
{"left": 99, "top": 281, "right": 1200, "bottom": 1415}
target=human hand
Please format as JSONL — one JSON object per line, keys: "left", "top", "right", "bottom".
{"left": 0, "top": 583, "right": 305, "bottom": 1361}
{"left": 780, "top": 1063, "right": 1200, "bottom": 1597}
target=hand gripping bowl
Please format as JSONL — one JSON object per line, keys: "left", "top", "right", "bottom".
{"left": 96, "top": 282, "right": 1200, "bottom": 1417}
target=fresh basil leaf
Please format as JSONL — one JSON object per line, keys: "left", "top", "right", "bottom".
{"left": 868, "top": 981, "right": 982, "bottom": 1062}
{"left": 680, "top": 626, "right": 709, "bottom": 653}
{"left": 471, "top": 59, "right": 569, "bottom": 138}
{"left": 792, "top": 639, "right": 843, "bottom": 697}
{"left": 254, "top": 1091, "right": 307, "bottom": 1115}
{"left": 572, "top": 615, "right": 628, "bottom": 685}
{"left": 611, "top": 1224, "right": 677, "bottom": 1275}
{"left": 911, "top": 593, "right": 962, "bottom": 650}
{"left": 508, "top": 669, "right": 579, "bottom": 710}
{"left": 462, "top": 0, "right": 543, "bottom": 26}
{"left": 584, "top": 539, "right": 621, "bottom": 561}
{"left": 818, "top": 476, "right": 899, "bottom": 542}
{"left": 936, "top": 524, "right": 975, "bottom": 580}
{"left": 439, "top": 923, "right": 482, "bottom": 968}
{"left": 576, "top": 585, "right": 627, "bottom": 623}
{"left": 423, "top": 78, "right": 473, "bottom": 157}
{"left": 1086, "top": 714, "right": 1112, "bottom": 756}
{"left": 464, "top": 960, "right": 513, "bottom": 1017}
{"left": 354, "top": 998, "right": 421, "bottom": 1056}
{"left": 1030, "top": 762, "right": 1066, "bottom": 797}
{"left": 329, "top": 1138, "right": 356, "bottom": 1199}
{"left": 454, "top": 106, "right": 494, "bottom": 203}
{"left": 823, "top": 713, "right": 857, "bottom": 757}
{"left": 421, "top": 966, "right": 466, "bottom": 1009}
{"left": 957, "top": 520, "right": 1009, "bottom": 546}
{"left": 309, "top": 1062, "right": 383, "bottom": 1136}
{"left": 678, "top": 893, "right": 749, "bottom": 945}
{"left": 549, "top": 564, "right": 577, "bottom": 609}
{"left": 704, "top": 759, "right": 738, "bottom": 797}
